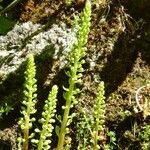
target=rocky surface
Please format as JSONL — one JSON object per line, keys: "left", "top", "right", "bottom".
{"left": 0, "top": 0, "right": 150, "bottom": 149}
{"left": 0, "top": 21, "right": 76, "bottom": 82}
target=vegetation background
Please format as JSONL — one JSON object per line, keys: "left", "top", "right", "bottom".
{"left": 0, "top": 0, "right": 150, "bottom": 149}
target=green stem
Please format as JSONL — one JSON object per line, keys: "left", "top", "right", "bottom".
{"left": 57, "top": 82, "right": 74, "bottom": 150}
{"left": 93, "top": 127, "right": 98, "bottom": 150}
{"left": 57, "top": 60, "right": 78, "bottom": 150}
{"left": 22, "top": 116, "right": 29, "bottom": 150}
{"left": 22, "top": 94, "right": 32, "bottom": 150}
{"left": 37, "top": 120, "right": 48, "bottom": 150}
{"left": 37, "top": 128, "right": 46, "bottom": 150}
{"left": 37, "top": 105, "right": 54, "bottom": 150}
{"left": 0, "top": 0, "right": 23, "bottom": 15}
{"left": 57, "top": 102, "right": 71, "bottom": 150}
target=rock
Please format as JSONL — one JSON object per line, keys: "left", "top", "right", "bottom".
{"left": 0, "top": 21, "right": 77, "bottom": 82}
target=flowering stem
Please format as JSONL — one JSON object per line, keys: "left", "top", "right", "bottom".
{"left": 23, "top": 125, "right": 29, "bottom": 150}
{"left": 93, "top": 82, "right": 105, "bottom": 150}
{"left": 18, "top": 54, "right": 37, "bottom": 150}
{"left": 57, "top": 57, "right": 77, "bottom": 150}
{"left": 93, "top": 126, "right": 99, "bottom": 150}
{"left": 23, "top": 81, "right": 35, "bottom": 150}
{"left": 37, "top": 85, "right": 58, "bottom": 150}
{"left": 57, "top": 1, "right": 91, "bottom": 149}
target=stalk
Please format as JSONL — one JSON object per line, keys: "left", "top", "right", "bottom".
{"left": 57, "top": 1, "right": 91, "bottom": 149}
{"left": 36, "top": 85, "right": 58, "bottom": 150}
{"left": 57, "top": 57, "right": 78, "bottom": 150}
{"left": 18, "top": 54, "right": 37, "bottom": 150}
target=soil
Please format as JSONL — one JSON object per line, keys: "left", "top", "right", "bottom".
{"left": 0, "top": 0, "right": 150, "bottom": 149}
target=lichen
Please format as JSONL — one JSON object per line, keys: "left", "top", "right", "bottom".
{"left": 0, "top": 21, "right": 77, "bottom": 80}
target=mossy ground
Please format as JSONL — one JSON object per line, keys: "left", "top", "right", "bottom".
{"left": 0, "top": 0, "right": 150, "bottom": 149}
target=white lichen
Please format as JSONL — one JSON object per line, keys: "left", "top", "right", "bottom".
{"left": 0, "top": 21, "right": 77, "bottom": 78}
